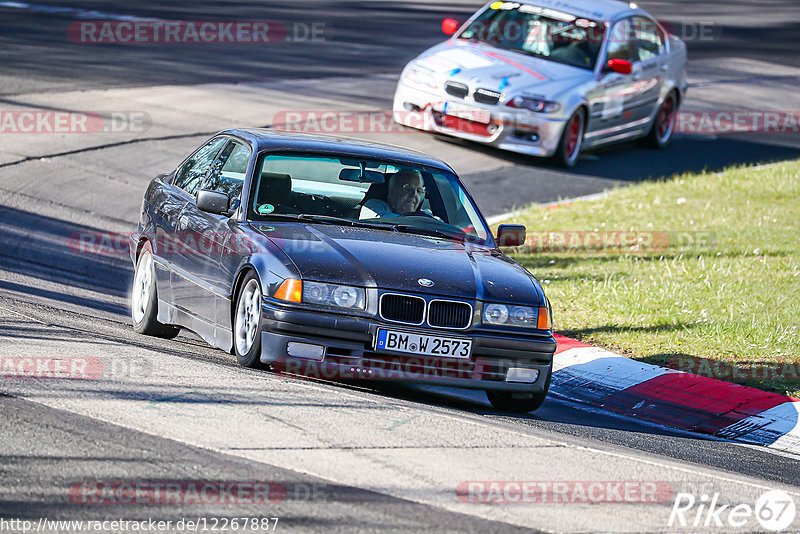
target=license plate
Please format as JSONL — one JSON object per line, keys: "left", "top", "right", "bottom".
{"left": 444, "top": 101, "right": 491, "bottom": 124}
{"left": 375, "top": 329, "right": 472, "bottom": 359}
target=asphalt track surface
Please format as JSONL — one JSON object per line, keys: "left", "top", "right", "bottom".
{"left": 1, "top": 1, "right": 800, "bottom": 532}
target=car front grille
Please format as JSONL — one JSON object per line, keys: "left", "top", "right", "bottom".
{"left": 380, "top": 294, "right": 425, "bottom": 325}
{"left": 427, "top": 300, "right": 472, "bottom": 329}
{"left": 444, "top": 80, "right": 469, "bottom": 99}
{"left": 473, "top": 88, "right": 502, "bottom": 105}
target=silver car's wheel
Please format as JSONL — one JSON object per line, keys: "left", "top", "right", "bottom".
{"left": 131, "top": 246, "right": 179, "bottom": 338}
{"left": 233, "top": 273, "right": 266, "bottom": 368}
{"left": 644, "top": 91, "right": 678, "bottom": 148}
{"left": 554, "top": 109, "right": 585, "bottom": 168}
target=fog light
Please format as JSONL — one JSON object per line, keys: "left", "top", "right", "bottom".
{"left": 287, "top": 342, "right": 324, "bottom": 360}
{"left": 404, "top": 102, "right": 421, "bottom": 111}
{"left": 506, "top": 367, "right": 539, "bottom": 383}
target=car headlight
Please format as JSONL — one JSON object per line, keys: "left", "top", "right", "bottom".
{"left": 403, "top": 67, "right": 439, "bottom": 90}
{"left": 303, "top": 281, "right": 366, "bottom": 310}
{"left": 483, "top": 303, "right": 545, "bottom": 329}
{"left": 506, "top": 96, "right": 560, "bottom": 114}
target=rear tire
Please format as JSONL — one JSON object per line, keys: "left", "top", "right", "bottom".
{"left": 233, "top": 272, "right": 268, "bottom": 369}
{"left": 554, "top": 108, "right": 585, "bottom": 168}
{"left": 644, "top": 91, "right": 678, "bottom": 148}
{"left": 131, "top": 246, "right": 180, "bottom": 339}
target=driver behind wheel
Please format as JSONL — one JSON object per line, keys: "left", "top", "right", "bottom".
{"left": 359, "top": 169, "right": 425, "bottom": 218}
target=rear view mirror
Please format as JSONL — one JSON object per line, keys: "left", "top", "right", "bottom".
{"left": 339, "top": 168, "right": 385, "bottom": 183}
{"left": 496, "top": 224, "right": 526, "bottom": 247}
{"left": 196, "top": 189, "right": 231, "bottom": 215}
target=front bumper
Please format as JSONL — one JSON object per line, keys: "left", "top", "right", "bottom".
{"left": 393, "top": 82, "right": 567, "bottom": 158}
{"left": 260, "top": 300, "right": 556, "bottom": 393}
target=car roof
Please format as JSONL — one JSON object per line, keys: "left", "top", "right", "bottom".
{"left": 222, "top": 128, "right": 455, "bottom": 173}
{"left": 481, "top": 0, "right": 637, "bottom": 22}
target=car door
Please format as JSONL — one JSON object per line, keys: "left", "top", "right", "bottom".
{"left": 168, "top": 136, "right": 228, "bottom": 317}
{"left": 628, "top": 15, "right": 669, "bottom": 124}
{"left": 174, "top": 138, "right": 252, "bottom": 339}
{"left": 585, "top": 17, "right": 642, "bottom": 142}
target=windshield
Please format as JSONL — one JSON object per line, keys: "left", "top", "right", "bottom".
{"left": 457, "top": 3, "right": 605, "bottom": 70}
{"left": 247, "top": 153, "right": 492, "bottom": 245}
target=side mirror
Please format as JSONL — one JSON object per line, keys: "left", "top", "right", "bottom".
{"left": 496, "top": 224, "right": 526, "bottom": 247}
{"left": 442, "top": 18, "right": 460, "bottom": 36}
{"left": 606, "top": 59, "right": 633, "bottom": 75}
{"left": 196, "top": 189, "right": 231, "bottom": 216}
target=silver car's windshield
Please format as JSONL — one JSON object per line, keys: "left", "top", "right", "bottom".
{"left": 247, "top": 153, "right": 493, "bottom": 245}
{"left": 457, "top": 4, "right": 605, "bottom": 70}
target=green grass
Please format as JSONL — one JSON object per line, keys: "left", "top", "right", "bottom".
{"left": 504, "top": 160, "right": 800, "bottom": 397}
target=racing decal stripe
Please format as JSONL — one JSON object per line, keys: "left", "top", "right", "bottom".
{"left": 483, "top": 51, "right": 548, "bottom": 81}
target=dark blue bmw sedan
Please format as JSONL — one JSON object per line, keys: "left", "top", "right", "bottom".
{"left": 130, "top": 129, "right": 555, "bottom": 412}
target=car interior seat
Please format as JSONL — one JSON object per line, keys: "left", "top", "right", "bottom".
{"left": 254, "top": 172, "right": 299, "bottom": 214}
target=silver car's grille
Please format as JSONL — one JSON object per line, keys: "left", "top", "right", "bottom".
{"left": 380, "top": 294, "right": 425, "bottom": 325}
{"left": 473, "top": 88, "right": 502, "bottom": 105}
{"left": 427, "top": 300, "right": 472, "bottom": 329}
{"left": 444, "top": 80, "right": 469, "bottom": 99}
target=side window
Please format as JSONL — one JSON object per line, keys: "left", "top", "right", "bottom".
{"left": 605, "top": 18, "right": 636, "bottom": 63}
{"left": 631, "top": 16, "right": 665, "bottom": 61}
{"left": 204, "top": 140, "right": 251, "bottom": 202}
{"left": 174, "top": 137, "right": 227, "bottom": 196}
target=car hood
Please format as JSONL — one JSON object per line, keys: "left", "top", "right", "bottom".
{"left": 250, "top": 223, "right": 544, "bottom": 305}
{"left": 410, "top": 40, "right": 592, "bottom": 99}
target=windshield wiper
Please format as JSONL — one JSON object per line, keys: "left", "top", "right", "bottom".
{"left": 390, "top": 224, "right": 467, "bottom": 242}
{"left": 296, "top": 214, "right": 391, "bottom": 230}
{"left": 255, "top": 213, "right": 389, "bottom": 231}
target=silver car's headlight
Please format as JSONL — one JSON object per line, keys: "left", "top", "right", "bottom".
{"left": 483, "top": 303, "right": 539, "bottom": 328}
{"left": 506, "top": 96, "right": 561, "bottom": 114}
{"left": 303, "top": 281, "right": 366, "bottom": 310}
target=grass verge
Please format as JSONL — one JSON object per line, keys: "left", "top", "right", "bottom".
{"left": 505, "top": 160, "right": 800, "bottom": 397}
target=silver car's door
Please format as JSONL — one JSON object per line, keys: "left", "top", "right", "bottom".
{"left": 585, "top": 17, "right": 641, "bottom": 145}
{"left": 627, "top": 15, "right": 669, "bottom": 126}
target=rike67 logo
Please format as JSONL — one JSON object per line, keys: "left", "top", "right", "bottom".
{"left": 669, "top": 490, "right": 796, "bottom": 531}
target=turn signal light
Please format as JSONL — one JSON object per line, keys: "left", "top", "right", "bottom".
{"left": 537, "top": 306, "right": 552, "bottom": 330}
{"left": 274, "top": 279, "right": 302, "bottom": 302}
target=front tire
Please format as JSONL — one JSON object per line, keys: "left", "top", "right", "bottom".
{"left": 486, "top": 372, "right": 551, "bottom": 413}
{"left": 131, "top": 247, "right": 180, "bottom": 338}
{"left": 644, "top": 91, "right": 678, "bottom": 148}
{"left": 554, "top": 108, "right": 585, "bottom": 168}
{"left": 233, "top": 272, "right": 267, "bottom": 368}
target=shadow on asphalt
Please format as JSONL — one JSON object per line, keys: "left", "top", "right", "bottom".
{"left": 452, "top": 134, "right": 800, "bottom": 181}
